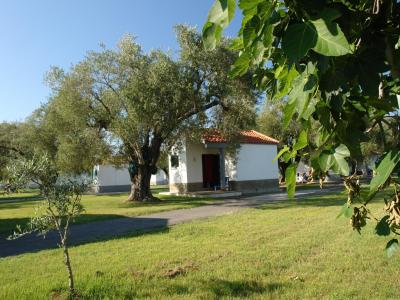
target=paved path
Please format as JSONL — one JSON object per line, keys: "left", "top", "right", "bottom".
{"left": 0, "top": 187, "right": 342, "bottom": 258}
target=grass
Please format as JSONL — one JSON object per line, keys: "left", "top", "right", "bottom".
{"left": 1, "top": 188, "right": 399, "bottom": 299}
{"left": 280, "top": 181, "right": 343, "bottom": 191}
{"left": 0, "top": 186, "right": 218, "bottom": 238}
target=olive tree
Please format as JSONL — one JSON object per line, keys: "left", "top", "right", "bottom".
{"left": 0, "top": 122, "right": 27, "bottom": 181}
{"left": 6, "top": 154, "right": 89, "bottom": 296}
{"left": 44, "top": 25, "right": 257, "bottom": 202}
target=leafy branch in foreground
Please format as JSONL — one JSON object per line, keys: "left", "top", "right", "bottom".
{"left": 6, "top": 154, "right": 90, "bottom": 296}
{"left": 203, "top": 0, "right": 400, "bottom": 254}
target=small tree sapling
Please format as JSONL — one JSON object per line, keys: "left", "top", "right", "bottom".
{"left": 6, "top": 154, "right": 90, "bottom": 296}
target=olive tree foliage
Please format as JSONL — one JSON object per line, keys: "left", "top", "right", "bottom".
{"left": 257, "top": 100, "right": 301, "bottom": 183}
{"left": 203, "top": 0, "right": 400, "bottom": 255}
{"left": 0, "top": 102, "right": 109, "bottom": 180}
{"left": 45, "top": 25, "right": 257, "bottom": 202}
{"left": 0, "top": 122, "right": 30, "bottom": 181}
{"left": 6, "top": 154, "right": 89, "bottom": 296}
{"left": 24, "top": 91, "right": 111, "bottom": 175}
{"left": 360, "top": 116, "right": 399, "bottom": 165}
{"left": 257, "top": 101, "right": 300, "bottom": 144}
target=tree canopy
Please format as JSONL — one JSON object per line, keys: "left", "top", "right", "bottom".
{"left": 41, "top": 25, "right": 257, "bottom": 201}
{"left": 0, "top": 122, "right": 26, "bottom": 180}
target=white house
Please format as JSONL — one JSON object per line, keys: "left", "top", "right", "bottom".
{"left": 169, "top": 130, "right": 280, "bottom": 194}
{"left": 92, "top": 165, "right": 168, "bottom": 193}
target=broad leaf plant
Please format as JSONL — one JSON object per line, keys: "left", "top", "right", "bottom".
{"left": 203, "top": 0, "right": 400, "bottom": 256}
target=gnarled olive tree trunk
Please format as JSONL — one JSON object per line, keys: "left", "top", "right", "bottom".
{"left": 127, "top": 163, "right": 156, "bottom": 202}
{"left": 126, "top": 136, "right": 162, "bottom": 202}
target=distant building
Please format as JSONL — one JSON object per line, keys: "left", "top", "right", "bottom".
{"left": 169, "top": 130, "right": 280, "bottom": 194}
{"left": 92, "top": 165, "right": 168, "bottom": 194}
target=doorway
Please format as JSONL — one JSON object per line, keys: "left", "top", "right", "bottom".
{"left": 202, "top": 154, "right": 220, "bottom": 188}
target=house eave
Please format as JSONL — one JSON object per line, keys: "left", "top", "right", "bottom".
{"left": 203, "top": 142, "right": 228, "bottom": 149}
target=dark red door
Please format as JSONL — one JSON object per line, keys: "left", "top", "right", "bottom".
{"left": 202, "top": 154, "right": 220, "bottom": 188}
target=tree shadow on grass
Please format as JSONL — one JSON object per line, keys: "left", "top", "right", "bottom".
{"left": 0, "top": 194, "right": 43, "bottom": 205}
{"left": 159, "top": 196, "right": 218, "bottom": 206}
{"left": 208, "top": 279, "right": 284, "bottom": 298}
{"left": 0, "top": 217, "right": 31, "bottom": 238}
{"left": 255, "top": 187, "right": 388, "bottom": 211}
{"left": 256, "top": 195, "right": 346, "bottom": 210}
{"left": 124, "top": 195, "right": 219, "bottom": 209}
{"left": 83, "top": 280, "right": 287, "bottom": 299}
{"left": 0, "top": 215, "right": 170, "bottom": 258}
{"left": 204, "top": 279, "right": 286, "bottom": 298}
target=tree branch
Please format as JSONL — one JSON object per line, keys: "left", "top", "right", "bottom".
{"left": 0, "top": 144, "right": 25, "bottom": 157}
{"left": 100, "top": 74, "right": 129, "bottom": 114}
{"left": 177, "top": 98, "right": 220, "bottom": 123}
{"left": 91, "top": 91, "right": 113, "bottom": 117}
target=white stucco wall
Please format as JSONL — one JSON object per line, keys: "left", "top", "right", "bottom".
{"left": 96, "top": 165, "right": 131, "bottom": 186}
{"left": 95, "top": 165, "right": 168, "bottom": 187}
{"left": 186, "top": 143, "right": 220, "bottom": 184}
{"left": 169, "top": 142, "right": 279, "bottom": 185}
{"left": 169, "top": 144, "right": 188, "bottom": 184}
{"left": 150, "top": 169, "right": 168, "bottom": 185}
{"left": 235, "top": 144, "right": 279, "bottom": 181}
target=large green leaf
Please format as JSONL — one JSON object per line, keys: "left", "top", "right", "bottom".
{"left": 336, "top": 203, "right": 353, "bottom": 219}
{"left": 283, "top": 69, "right": 316, "bottom": 127}
{"left": 243, "top": 16, "right": 259, "bottom": 47}
{"left": 319, "top": 145, "right": 350, "bottom": 175}
{"left": 282, "top": 22, "right": 316, "bottom": 62}
{"left": 332, "top": 156, "right": 350, "bottom": 176}
{"left": 282, "top": 17, "right": 350, "bottom": 62}
{"left": 202, "top": 22, "right": 223, "bottom": 50}
{"left": 207, "top": 0, "right": 236, "bottom": 28}
{"left": 202, "top": 0, "right": 236, "bottom": 50}
{"left": 300, "top": 96, "right": 318, "bottom": 120}
{"left": 310, "top": 18, "right": 351, "bottom": 56}
{"left": 319, "top": 151, "right": 335, "bottom": 172}
{"left": 274, "top": 66, "right": 299, "bottom": 100}
{"left": 251, "top": 40, "right": 265, "bottom": 64}
{"left": 273, "top": 145, "right": 289, "bottom": 162}
{"left": 230, "top": 51, "right": 251, "bottom": 76}
{"left": 262, "top": 21, "right": 275, "bottom": 48}
{"left": 241, "top": 6, "right": 258, "bottom": 26}
{"left": 333, "top": 144, "right": 350, "bottom": 175}
{"left": 298, "top": 74, "right": 317, "bottom": 120}
{"left": 334, "top": 144, "right": 350, "bottom": 158}
{"left": 318, "top": 8, "right": 341, "bottom": 21}
{"left": 292, "top": 130, "right": 308, "bottom": 151}
{"left": 369, "top": 149, "right": 400, "bottom": 195}
{"left": 238, "top": 0, "right": 263, "bottom": 10}
{"left": 285, "top": 163, "right": 297, "bottom": 198}
{"left": 283, "top": 98, "right": 297, "bottom": 128}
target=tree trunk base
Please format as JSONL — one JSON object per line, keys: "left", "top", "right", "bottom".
{"left": 125, "top": 194, "right": 161, "bottom": 203}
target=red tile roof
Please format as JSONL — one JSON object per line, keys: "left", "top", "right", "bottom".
{"left": 203, "top": 130, "right": 279, "bottom": 145}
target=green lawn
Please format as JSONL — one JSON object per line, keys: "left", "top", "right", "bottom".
{"left": 0, "top": 186, "right": 217, "bottom": 238}
{"left": 1, "top": 188, "right": 398, "bottom": 299}
{"left": 280, "top": 181, "right": 343, "bottom": 191}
